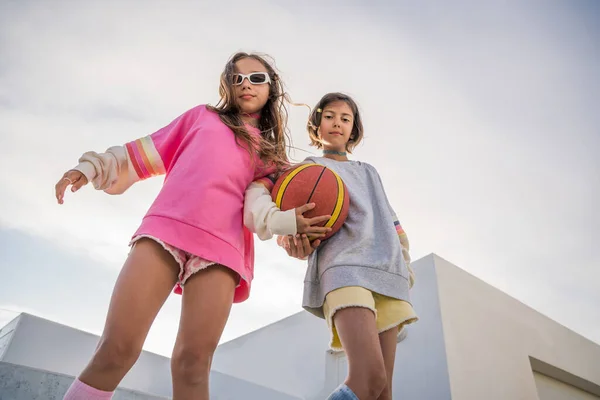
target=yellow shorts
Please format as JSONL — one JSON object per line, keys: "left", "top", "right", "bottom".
{"left": 323, "top": 286, "right": 418, "bottom": 351}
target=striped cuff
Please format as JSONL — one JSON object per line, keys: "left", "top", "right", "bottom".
{"left": 125, "top": 136, "right": 166, "bottom": 179}
{"left": 393, "top": 215, "right": 406, "bottom": 236}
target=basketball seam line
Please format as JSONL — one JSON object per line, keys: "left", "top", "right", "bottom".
{"left": 325, "top": 174, "right": 339, "bottom": 226}
{"left": 275, "top": 163, "right": 316, "bottom": 208}
{"left": 306, "top": 166, "right": 326, "bottom": 205}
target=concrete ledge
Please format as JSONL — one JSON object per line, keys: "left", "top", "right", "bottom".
{"left": 0, "top": 361, "right": 169, "bottom": 400}
{"left": 530, "top": 357, "right": 600, "bottom": 397}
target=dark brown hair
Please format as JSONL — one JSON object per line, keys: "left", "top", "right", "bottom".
{"left": 207, "top": 52, "right": 291, "bottom": 170}
{"left": 307, "top": 92, "right": 364, "bottom": 153}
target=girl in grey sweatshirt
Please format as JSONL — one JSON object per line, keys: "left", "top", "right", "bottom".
{"left": 244, "top": 93, "right": 417, "bottom": 400}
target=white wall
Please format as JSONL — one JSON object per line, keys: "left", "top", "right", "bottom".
{"left": 434, "top": 255, "right": 600, "bottom": 399}
{"left": 2, "top": 314, "right": 173, "bottom": 397}
{"left": 0, "top": 361, "right": 169, "bottom": 400}
{"left": 213, "top": 311, "right": 331, "bottom": 399}
{"left": 214, "top": 254, "right": 600, "bottom": 400}
{"left": 391, "top": 255, "right": 453, "bottom": 399}
{"left": 5, "top": 254, "right": 600, "bottom": 400}
{"left": 534, "top": 372, "right": 600, "bottom": 400}
{"left": 212, "top": 255, "right": 454, "bottom": 400}
{"left": 329, "top": 255, "right": 453, "bottom": 399}
{"left": 1, "top": 313, "right": 305, "bottom": 400}
{"left": 0, "top": 314, "right": 19, "bottom": 360}
{"left": 210, "top": 370, "right": 302, "bottom": 400}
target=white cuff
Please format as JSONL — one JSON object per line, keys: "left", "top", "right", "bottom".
{"left": 72, "top": 161, "right": 96, "bottom": 183}
{"left": 270, "top": 208, "right": 297, "bottom": 236}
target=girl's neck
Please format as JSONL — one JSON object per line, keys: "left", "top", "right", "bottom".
{"left": 322, "top": 148, "right": 349, "bottom": 162}
{"left": 241, "top": 112, "right": 260, "bottom": 127}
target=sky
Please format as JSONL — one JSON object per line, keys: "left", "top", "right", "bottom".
{"left": 0, "top": 0, "right": 598, "bottom": 358}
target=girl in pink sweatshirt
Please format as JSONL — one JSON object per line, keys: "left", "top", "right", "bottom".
{"left": 54, "top": 52, "right": 330, "bottom": 400}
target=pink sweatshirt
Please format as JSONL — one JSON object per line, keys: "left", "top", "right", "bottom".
{"left": 73, "top": 105, "right": 278, "bottom": 303}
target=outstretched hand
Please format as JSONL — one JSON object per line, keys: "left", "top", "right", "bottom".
{"left": 277, "top": 234, "right": 321, "bottom": 260}
{"left": 55, "top": 170, "right": 88, "bottom": 204}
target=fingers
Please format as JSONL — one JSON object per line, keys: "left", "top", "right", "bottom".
{"left": 289, "top": 235, "right": 299, "bottom": 258}
{"left": 299, "top": 222, "right": 331, "bottom": 238}
{"left": 296, "top": 234, "right": 315, "bottom": 259}
{"left": 282, "top": 235, "right": 302, "bottom": 258}
{"left": 297, "top": 215, "right": 332, "bottom": 235}
{"left": 280, "top": 235, "right": 294, "bottom": 257}
{"left": 55, "top": 170, "right": 86, "bottom": 204}
{"left": 55, "top": 175, "right": 71, "bottom": 205}
{"left": 304, "top": 226, "right": 332, "bottom": 235}
{"left": 300, "top": 235, "right": 312, "bottom": 255}
{"left": 71, "top": 173, "right": 88, "bottom": 193}
{"left": 282, "top": 234, "right": 322, "bottom": 259}
{"left": 295, "top": 203, "right": 316, "bottom": 215}
{"left": 307, "top": 215, "right": 332, "bottom": 225}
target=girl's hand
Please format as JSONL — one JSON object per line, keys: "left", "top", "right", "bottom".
{"left": 279, "top": 234, "right": 321, "bottom": 260}
{"left": 295, "top": 203, "right": 332, "bottom": 238}
{"left": 55, "top": 170, "right": 88, "bottom": 204}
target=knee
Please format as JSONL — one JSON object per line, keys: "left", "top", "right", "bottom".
{"left": 171, "top": 342, "right": 217, "bottom": 384}
{"left": 378, "top": 382, "right": 392, "bottom": 400}
{"left": 91, "top": 337, "right": 141, "bottom": 373}
{"left": 366, "top": 366, "right": 388, "bottom": 399}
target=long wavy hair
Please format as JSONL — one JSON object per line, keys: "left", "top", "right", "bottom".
{"left": 207, "top": 52, "right": 292, "bottom": 171}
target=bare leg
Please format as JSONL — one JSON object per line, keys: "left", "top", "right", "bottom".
{"left": 77, "top": 238, "right": 179, "bottom": 391}
{"left": 170, "top": 265, "right": 238, "bottom": 400}
{"left": 334, "top": 307, "right": 388, "bottom": 400}
{"left": 377, "top": 326, "right": 399, "bottom": 400}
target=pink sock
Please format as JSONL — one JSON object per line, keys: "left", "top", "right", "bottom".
{"left": 63, "top": 378, "right": 114, "bottom": 400}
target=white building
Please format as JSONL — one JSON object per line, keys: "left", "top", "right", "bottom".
{"left": 1, "top": 254, "right": 599, "bottom": 399}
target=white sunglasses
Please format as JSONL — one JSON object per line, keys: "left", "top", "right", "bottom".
{"left": 232, "top": 72, "right": 272, "bottom": 85}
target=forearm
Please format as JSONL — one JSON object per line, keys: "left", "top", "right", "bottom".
{"left": 244, "top": 182, "right": 297, "bottom": 240}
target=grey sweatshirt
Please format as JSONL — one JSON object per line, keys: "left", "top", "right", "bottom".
{"left": 244, "top": 156, "right": 413, "bottom": 319}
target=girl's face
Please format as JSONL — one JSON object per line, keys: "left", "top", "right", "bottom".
{"left": 232, "top": 57, "right": 271, "bottom": 115}
{"left": 318, "top": 100, "right": 354, "bottom": 151}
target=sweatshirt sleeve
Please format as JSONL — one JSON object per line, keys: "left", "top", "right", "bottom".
{"left": 244, "top": 174, "right": 297, "bottom": 241}
{"left": 393, "top": 215, "right": 415, "bottom": 288}
{"left": 370, "top": 165, "right": 415, "bottom": 288}
{"left": 72, "top": 107, "right": 198, "bottom": 195}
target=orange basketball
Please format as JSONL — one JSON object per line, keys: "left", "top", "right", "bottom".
{"left": 271, "top": 163, "right": 350, "bottom": 241}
